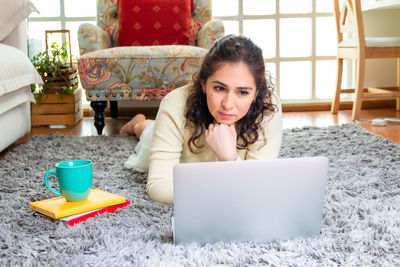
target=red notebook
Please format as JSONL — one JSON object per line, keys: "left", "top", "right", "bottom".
{"left": 59, "top": 200, "right": 130, "bottom": 226}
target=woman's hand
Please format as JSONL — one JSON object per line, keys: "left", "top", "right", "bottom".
{"left": 205, "top": 123, "right": 237, "bottom": 161}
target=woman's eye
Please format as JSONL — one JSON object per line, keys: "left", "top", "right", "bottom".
{"left": 239, "top": 90, "right": 249, "bottom": 95}
{"left": 214, "top": 86, "right": 224, "bottom": 91}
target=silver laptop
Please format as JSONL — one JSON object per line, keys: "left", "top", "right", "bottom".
{"left": 172, "top": 157, "right": 328, "bottom": 245}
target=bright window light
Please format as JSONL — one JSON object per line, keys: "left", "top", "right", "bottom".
{"left": 65, "top": 0, "right": 96, "bottom": 17}
{"left": 243, "top": 0, "right": 275, "bottom": 15}
{"left": 212, "top": 0, "right": 238, "bottom": 16}
{"left": 30, "top": 0, "right": 60, "bottom": 17}
{"left": 316, "top": 60, "right": 336, "bottom": 99}
{"left": 280, "top": 0, "right": 312, "bottom": 14}
{"left": 243, "top": 20, "right": 275, "bottom": 59}
{"left": 316, "top": 17, "right": 337, "bottom": 56}
{"left": 222, "top": 20, "right": 240, "bottom": 35}
{"left": 280, "top": 61, "right": 312, "bottom": 100}
{"left": 280, "top": 18, "right": 312, "bottom": 58}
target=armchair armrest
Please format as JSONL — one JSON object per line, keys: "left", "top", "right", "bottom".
{"left": 78, "top": 23, "right": 111, "bottom": 55}
{"left": 197, "top": 19, "right": 225, "bottom": 49}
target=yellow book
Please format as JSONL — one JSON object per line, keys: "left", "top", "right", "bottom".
{"left": 29, "top": 189, "right": 126, "bottom": 219}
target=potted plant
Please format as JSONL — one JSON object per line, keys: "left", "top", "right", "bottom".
{"left": 30, "top": 41, "right": 78, "bottom": 103}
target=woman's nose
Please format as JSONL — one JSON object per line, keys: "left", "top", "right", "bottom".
{"left": 222, "top": 93, "right": 234, "bottom": 110}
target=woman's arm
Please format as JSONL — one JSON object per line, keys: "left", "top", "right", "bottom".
{"left": 146, "top": 88, "right": 187, "bottom": 205}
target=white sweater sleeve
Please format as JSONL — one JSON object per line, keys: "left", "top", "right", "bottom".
{"left": 146, "top": 89, "right": 187, "bottom": 205}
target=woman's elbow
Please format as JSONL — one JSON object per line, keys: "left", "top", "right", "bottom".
{"left": 146, "top": 180, "right": 174, "bottom": 205}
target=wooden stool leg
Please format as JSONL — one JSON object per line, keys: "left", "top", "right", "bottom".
{"left": 352, "top": 57, "right": 366, "bottom": 121}
{"left": 331, "top": 58, "right": 344, "bottom": 114}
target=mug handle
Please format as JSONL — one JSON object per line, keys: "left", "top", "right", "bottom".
{"left": 44, "top": 170, "right": 61, "bottom": 196}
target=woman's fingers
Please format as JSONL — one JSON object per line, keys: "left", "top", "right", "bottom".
{"left": 205, "top": 123, "right": 237, "bottom": 161}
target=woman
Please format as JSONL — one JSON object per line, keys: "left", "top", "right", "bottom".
{"left": 121, "top": 34, "right": 283, "bottom": 205}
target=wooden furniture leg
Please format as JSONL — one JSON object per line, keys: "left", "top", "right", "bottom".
{"left": 397, "top": 58, "right": 400, "bottom": 110}
{"left": 110, "top": 101, "right": 118, "bottom": 118}
{"left": 91, "top": 101, "right": 107, "bottom": 135}
{"left": 352, "top": 57, "right": 366, "bottom": 121}
{"left": 331, "top": 58, "right": 344, "bottom": 114}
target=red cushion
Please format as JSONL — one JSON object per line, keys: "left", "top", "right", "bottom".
{"left": 118, "top": 0, "right": 191, "bottom": 46}
{"left": 191, "top": 0, "right": 195, "bottom": 15}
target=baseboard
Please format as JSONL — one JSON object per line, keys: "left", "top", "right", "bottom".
{"left": 282, "top": 99, "right": 396, "bottom": 112}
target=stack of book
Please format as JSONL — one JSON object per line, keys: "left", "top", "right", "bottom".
{"left": 29, "top": 189, "right": 130, "bottom": 226}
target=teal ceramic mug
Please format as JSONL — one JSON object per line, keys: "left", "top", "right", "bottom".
{"left": 44, "top": 160, "right": 93, "bottom": 202}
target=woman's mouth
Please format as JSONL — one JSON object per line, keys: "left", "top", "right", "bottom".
{"left": 218, "top": 112, "right": 234, "bottom": 119}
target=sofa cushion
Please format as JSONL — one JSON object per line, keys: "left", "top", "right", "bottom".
{"left": 78, "top": 45, "right": 207, "bottom": 101}
{"left": 0, "top": 86, "right": 33, "bottom": 116}
{"left": 0, "top": 87, "right": 32, "bottom": 152}
{"left": 0, "top": 0, "right": 38, "bottom": 41}
{"left": 0, "top": 44, "right": 42, "bottom": 98}
{"left": 117, "top": 0, "right": 191, "bottom": 46}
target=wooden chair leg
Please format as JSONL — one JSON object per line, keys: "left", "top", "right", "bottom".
{"left": 352, "top": 57, "right": 366, "bottom": 122}
{"left": 397, "top": 58, "right": 400, "bottom": 110}
{"left": 110, "top": 101, "right": 118, "bottom": 118}
{"left": 331, "top": 58, "right": 344, "bottom": 114}
{"left": 91, "top": 101, "right": 107, "bottom": 135}
{"left": 397, "top": 95, "right": 400, "bottom": 111}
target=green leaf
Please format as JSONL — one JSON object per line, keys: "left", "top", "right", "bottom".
{"left": 30, "top": 40, "right": 77, "bottom": 102}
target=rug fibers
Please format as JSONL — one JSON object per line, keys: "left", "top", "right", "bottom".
{"left": 0, "top": 124, "right": 399, "bottom": 266}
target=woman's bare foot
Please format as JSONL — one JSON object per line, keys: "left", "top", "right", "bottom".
{"left": 120, "top": 114, "right": 146, "bottom": 135}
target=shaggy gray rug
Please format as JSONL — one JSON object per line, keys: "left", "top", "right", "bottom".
{"left": 0, "top": 124, "right": 399, "bottom": 266}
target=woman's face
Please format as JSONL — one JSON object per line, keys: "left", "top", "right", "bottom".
{"left": 201, "top": 62, "right": 257, "bottom": 125}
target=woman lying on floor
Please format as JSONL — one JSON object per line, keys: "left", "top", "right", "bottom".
{"left": 120, "top": 34, "right": 283, "bottom": 205}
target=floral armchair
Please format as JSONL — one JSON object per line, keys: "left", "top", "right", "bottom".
{"left": 77, "top": 0, "right": 224, "bottom": 134}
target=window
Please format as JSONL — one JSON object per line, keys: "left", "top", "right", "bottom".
{"left": 28, "top": 0, "right": 96, "bottom": 57}
{"left": 212, "top": 0, "right": 339, "bottom": 103}
{"left": 28, "top": 0, "right": 96, "bottom": 108}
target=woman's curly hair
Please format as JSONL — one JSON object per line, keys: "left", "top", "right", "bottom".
{"left": 185, "top": 34, "right": 278, "bottom": 153}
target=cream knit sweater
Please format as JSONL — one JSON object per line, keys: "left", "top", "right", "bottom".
{"left": 146, "top": 84, "right": 283, "bottom": 205}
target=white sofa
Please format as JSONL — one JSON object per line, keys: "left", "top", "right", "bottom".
{"left": 0, "top": 0, "right": 42, "bottom": 152}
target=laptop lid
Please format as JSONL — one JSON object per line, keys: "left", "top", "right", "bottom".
{"left": 173, "top": 157, "right": 328, "bottom": 245}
